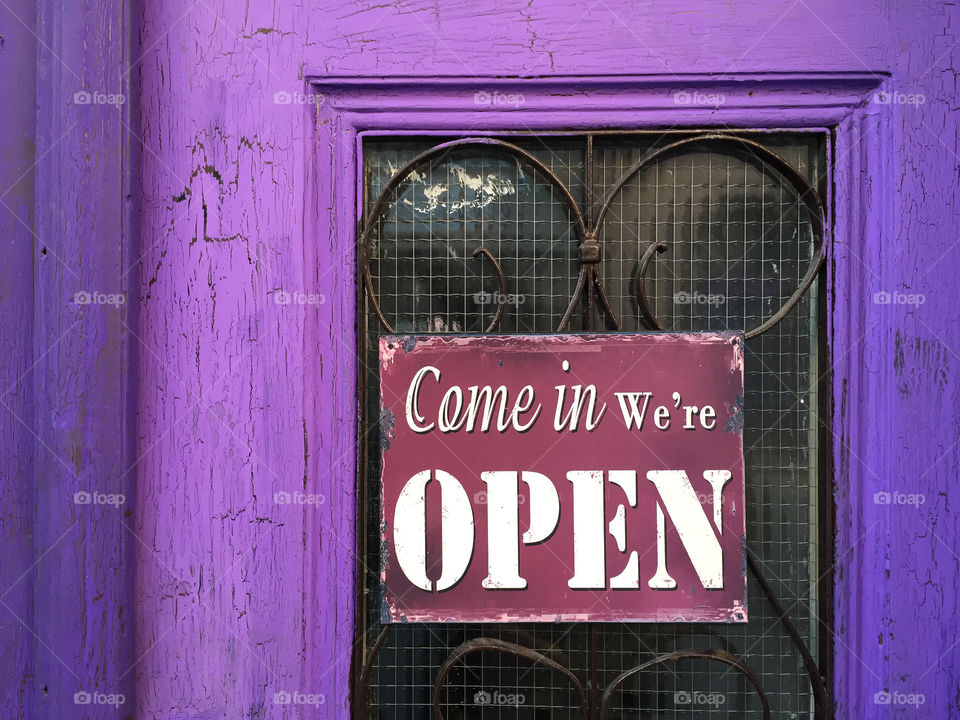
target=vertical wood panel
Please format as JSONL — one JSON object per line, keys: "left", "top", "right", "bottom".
{"left": 0, "top": 0, "right": 38, "bottom": 715}
{"left": 880, "top": 3, "right": 960, "bottom": 713}
{"left": 28, "top": 0, "right": 137, "bottom": 716}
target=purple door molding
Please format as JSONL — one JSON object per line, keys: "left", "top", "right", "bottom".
{"left": 309, "top": 72, "right": 888, "bottom": 717}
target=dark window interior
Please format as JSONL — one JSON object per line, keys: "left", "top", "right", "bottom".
{"left": 357, "top": 131, "right": 830, "bottom": 720}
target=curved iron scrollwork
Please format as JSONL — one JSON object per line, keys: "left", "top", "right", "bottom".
{"left": 360, "top": 133, "right": 827, "bottom": 336}
{"left": 617, "top": 134, "right": 827, "bottom": 339}
{"left": 432, "top": 638, "right": 591, "bottom": 719}
{"left": 360, "top": 137, "right": 588, "bottom": 335}
{"left": 356, "top": 132, "right": 830, "bottom": 719}
{"left": 426, "top": 637, "right": 773, "bottom": 720}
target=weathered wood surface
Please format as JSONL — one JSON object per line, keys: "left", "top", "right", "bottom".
{"left": 0, "top": 0, "right": 39, "bottom": 716}
{"left": 2, "top": 1, "right": 958, "bottom": 718}
{"left": 2, "top": 0, "right": 137, "bottom": 718}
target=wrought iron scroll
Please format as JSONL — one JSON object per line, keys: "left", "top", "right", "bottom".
{"left": 360, "top": 134, "right": 826, "bottom": 337}
{"left": 356, "top": 133, "right": 830, "bottom": 719}
{"left": 610, "top": 134, "right": 828, "bottom": 339}
{"left": 359, "top": 137, "right": 587, "bottom": 335}
{"left": 425, "top": 639, "right": 773, "bottom": 720}
{"left": 432, "top": 638, "right": 590, "bottom": 720}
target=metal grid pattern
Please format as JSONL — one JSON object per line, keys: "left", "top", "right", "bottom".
{"left": 592, "top": 134, "right": 823, "bottom": 719}
{"left": 359, "top": 132, "right": 826, "bottom": 719}
{"left": 366, "top": 138, "right": 585, "bottom": 336}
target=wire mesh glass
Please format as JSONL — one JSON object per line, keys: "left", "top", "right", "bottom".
{"left": 359, "top": 132, "right": 827, "bottom": 720}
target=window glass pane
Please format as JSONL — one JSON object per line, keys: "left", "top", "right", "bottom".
{"left": 360, "top": 132, "right": 827, "bottom": 720}
{"left": 593, "top": 133, "right": 824, "bottom": 719}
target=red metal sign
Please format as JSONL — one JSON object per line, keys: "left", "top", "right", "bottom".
{"left": 378, "top": 332, "right": 746, "bottom": 623}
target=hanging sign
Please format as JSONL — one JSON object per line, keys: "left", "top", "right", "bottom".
{"left": 378, "top": 332, "right": 746, "bottom": 623}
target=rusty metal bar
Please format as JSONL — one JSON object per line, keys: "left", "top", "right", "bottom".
{"left": 748, "top": 550, "right": 830, "bottom": 719}
{"left": 431, "top": 638, "right": 590, "bottom": 720}
{"left": 611, "top": 134, "right": 826, "bottom": 339}
{"left": 598, "top": 647, "right": 773, "bottom": 720}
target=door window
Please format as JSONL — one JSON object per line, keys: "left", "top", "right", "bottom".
{"left": 357, "top": 132, "right": 829, "bottom": 720}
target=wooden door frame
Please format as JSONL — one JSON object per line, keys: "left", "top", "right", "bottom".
{"left": 307, "top": 72, "right": 890, "bottom": 718}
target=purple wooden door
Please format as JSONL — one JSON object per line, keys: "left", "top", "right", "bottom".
{"left": 1, "top": 1, "right": 958, "bottom": 719}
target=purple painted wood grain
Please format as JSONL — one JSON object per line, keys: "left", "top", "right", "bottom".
{"left": 2, "top": 1, "right": 956, "bottom": 718}
{"left": 858, "top": 3, "right": 960, "bottom": 714}
{"left": 0, "top": 0, "right": 38, "bottom": 715}
{"left": 0, "top": 0, "right": 140, "bottom": 717}
{"left": 133, "top": 1, "right": 958, "bottom": 715}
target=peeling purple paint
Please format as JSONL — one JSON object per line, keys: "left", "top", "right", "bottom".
{"left": 1, "top": 1, "right": 957, "bottom": 718}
